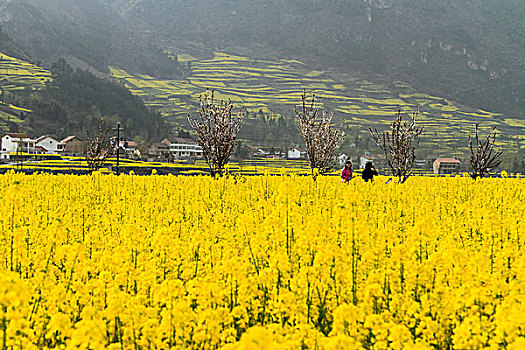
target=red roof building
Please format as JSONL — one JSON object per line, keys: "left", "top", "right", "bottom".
{"left": 60, "top": 136, "right": 85, "bottom": 155}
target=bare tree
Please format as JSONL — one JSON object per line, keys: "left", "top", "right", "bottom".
{"left": 369, "top": 108, "right": 423, "bottom": 183}
{"left": 295, "top": 91, "right": 345, "bottom": 175}
{"left": 86, "top": 118, "right": 115, "bottom": 172}
{"left": 188, "top": 89, "right": 244, "bottom": 176}
{"left": 468, "top": 124, "right": 503, "bottom": 179}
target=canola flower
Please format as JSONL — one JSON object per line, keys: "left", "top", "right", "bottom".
{"left": 0, "top": 172, "right": 524, "bottom": 349}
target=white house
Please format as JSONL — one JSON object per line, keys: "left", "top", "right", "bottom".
{"left": 169, "top": 138, "right": 203, "bottom": 158}
{"left": 36, "top": 135, "right": 65, "bottom": 154}
{"left": 254, "top": 148, "right": 270, "bottom": 158}
{"left": 1, "top": 133, "right": 38, "bottom": 160}
{"left": 288, "top": 147, "right": 307, "bottom": 159}
{"left": 336, "top": 153, "right": 348, "bottom": 167}
{"left": 360, "top": 155, "right": 373, "bottom": 169}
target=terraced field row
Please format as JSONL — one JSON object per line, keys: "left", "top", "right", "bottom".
{"left": 110, "top": 52, "right": 524, "bottom": 152}
{"left": 0, "top": 53, "right": 52, "bottom": 91}
{"left": 0, "top": 53, "right": 52, "bottom": 131}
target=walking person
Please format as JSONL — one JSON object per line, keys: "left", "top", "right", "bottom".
{"left": 341, "top": 161, "right": 353, "bottom": 183}
{"left": 362, "top": 161, "right": 378, "bottom": 182}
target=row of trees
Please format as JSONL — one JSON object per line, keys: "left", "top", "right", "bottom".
{"left": 187, "top": 89, "right": 504, "bottom": 181}
{"left": 84, "top": 88, "right": 504, "bottom": 180}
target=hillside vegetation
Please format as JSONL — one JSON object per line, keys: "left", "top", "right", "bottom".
{"left": 111, "top": 52, "right": 525, "bottom": 154}
{"left": 106, "top": 0, "right": 525, "bottom": 118}
{"left": 0, "top": 0, "right": 185, "bottom": 77}
{"left": 0, "top": 52, "right": 52, "bottom": 132}
{"left": 0, "top": 55, "right": 165, "bottom": 140}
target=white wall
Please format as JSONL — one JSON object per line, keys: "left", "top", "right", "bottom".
{"left": 360, "top": 156, "right": 373, "bottom": 169}
{"left": 170, "top": 143, "right": 203, "bottom": 157}
{"left": 1, "top": 135, "right": 37, "bottom": 160}
{"left": 288, "top": 149, "right": 303, "bottom": 159}
{"left": 37, "top": 137, "right": 64, "bottom": 153}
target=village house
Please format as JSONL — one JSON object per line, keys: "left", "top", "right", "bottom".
{"left": 336, "top": 153, "right": 349, "bottom": 167}
{"left": 267, "top": 151, "right": 285, "bottom": 159}
{"left": 253, "top": 147, "right": 285, "bottom": 159}
{"left": 253, "top": 148, "right": 269, "bottom": 158}
{"left": 36, "top": 135, "right": 65, "bottom": 154}
{"left": 168, "top": 137, "right": 203, "bottom": 158}
{"left": 335, "top": 154, "right": 359, "bottom": 167}
{"left": 433, "top": 157, "right": 461, "bottom": 174}
{"left": 160, "top": 138, "right": 172, "bottom": 146}
{"left": 360, "top": 155, "right": 373, "bottom": 169}
{"left": 233, "top": 144, "right": 278, "bottom": 161}
{"left": 149, "top": 142, "right": 171, "bottom": 160}
{"left": 414, "top": 159, "right": 428, "bottom": 169}
{"left": 360, "top": 154, "right": 388, "bottom": 169}
{"left": 61, "top": 136, "right": 85, "bottom": 155}
{"left": 287, "top": 147, "right": 307, "bottom": 159}
{"left": 1, "top": 133, "right": 38, "bottom": 160}
{"left": 119, "top": 140, "right": 139, "bottom": 158}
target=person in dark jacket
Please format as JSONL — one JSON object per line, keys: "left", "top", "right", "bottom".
{"left": 341, "top": 161, "right": 353, "bottom": 183}
{"left": 362, "top": 161, "right": 378, "bottom": 182}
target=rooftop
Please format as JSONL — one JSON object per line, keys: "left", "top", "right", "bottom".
{"left": 120, "top": 141, "right": 138, "bottom": 147}
{"left": 151, "top": 143, "right": 170, "bottom": 149}
{"left": 435, "top": 157, "right": 461, "bottom": 164}
{"left": 36, "top": 135, "right": 61, "bottom": 143}
{"left": 4, "top": 133, "right": 31, "bottom": 139}
{"left": 170, "top": 137, "right": 197, "bottom": 144}
{"left": 61, "top": 136, "right": 83, "bottom": 143}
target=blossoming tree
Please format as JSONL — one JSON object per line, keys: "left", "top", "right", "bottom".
{"left": 294, "top": 91, "right": 345, "bottom": 175}
{"left": 188, "top": 89, "right": 245, "bottom": 176}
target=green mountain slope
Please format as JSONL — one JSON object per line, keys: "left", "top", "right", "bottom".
{"left": 110, "top": 51, "right": 525, "bottom": 154}
{"left": 0, "top": 53, "right": 165, "bottom": 140}
{"left": 107, "top": 0, "right": 525, "bottom": 117}
{"left": 0, "top": 0, "right": 184, "bottom": 77}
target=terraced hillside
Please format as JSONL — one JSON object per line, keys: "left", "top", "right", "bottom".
{"left": 110, "top": 52, "right": 525, "bottom": 154}
{"left": 0, "top": 51, "right": 165, "bottom": 140}
{"left": 1, "top": 48, "right": 522, "bottom": 155}
{"left": 0, "top": 53, "right": 52, "bottom": 90}
{"left": 0, "top": 53, "right": 52, "bottom": 131}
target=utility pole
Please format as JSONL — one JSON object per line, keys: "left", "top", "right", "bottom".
{"left": 113, "top": 122, "right": 124, "bottom": 175}
{"left": 16, "top": 136, "right": 23, "bottom": 170}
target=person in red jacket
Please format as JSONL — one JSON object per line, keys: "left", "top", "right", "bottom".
{"left": 341, "top": 161, "right": 353, "bottom": 183}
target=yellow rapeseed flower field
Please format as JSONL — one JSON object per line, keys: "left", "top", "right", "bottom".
{"left": 0, "top": 172, "right": 524, "bottom": 349}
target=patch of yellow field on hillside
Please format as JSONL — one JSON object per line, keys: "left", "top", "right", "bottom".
{"left": 458, "top": 111, "right": 495, "bottom": 118}
{"left": 504, "top": 119, "right": 525, "bottom": 127}
{"left": 305, "top": 70, "right": 325, "bottom": 77}
{"left": 0, "top": 53, "right": 52, "bottom": 89}
{"left": 177, "top": 54, "right": 196, "bottom": 62}
{"left": 109, "top": 67, "right": 132, "bottom": 78}
{"left": 399, "top": 92, "right": 441, "bottom": 100}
